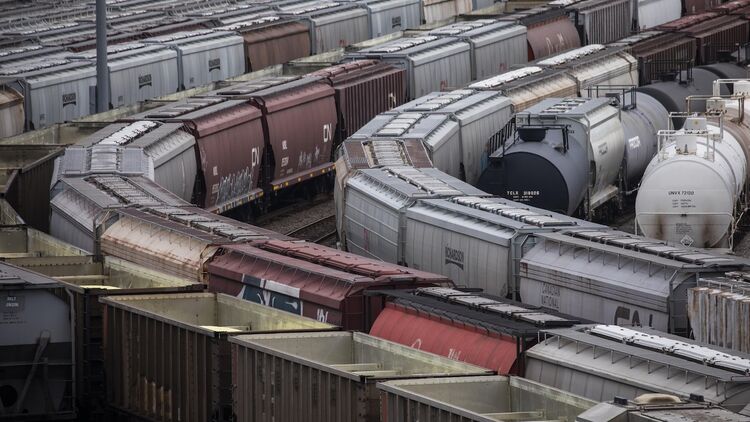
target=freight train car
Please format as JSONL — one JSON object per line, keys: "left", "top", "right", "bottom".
{"left": 58, "top": 120, "right": 198, "bottom": 202}
{"left": 688, "top": 274, "right": 750, "bottom": 353}
{"left": 0, "top": 59, "right": 97, "bottom": 130}
{"left": 518, "top": 230, "right": 747, "bottom": 334}
{"left": 345, "top": 35, "right": 473, "bottom": 100}
{"left": 122, "top": 97, "right": 267, "bottom": 212}
{"left": 99, "top": 205, "right": 288, "bottom": 282}
{"left": 526, "top": 325, "right": 750, "bottom": 414}
{"left": 143, "top": 30, "right": 246, "bottom": 90}
{"left": 102, "top": 293, "right": 337, "bottom": 422}
{"left": 0, "top": 261, "right": 75, "bottom": 420}
{"left": 636, "top": 81, "right": 750, "bottom": 248}
{"left": 0, "top": 144, "right": 64, "bottom": 232}
{"left": 579, "top": 398, "right": 749, "bottom": 422}
{"left": 199, "top": 76, "right": 338, "bottom": 195}
{"left": 426, "top": 20, "right": 528, "bottom": 80}
{"left": 468, "top": 66, "right": 579, "bottom": 111}
{"left": 230, "top": 331, "right": 491, "bottom": 422}
{"left": 336, "top": 158, "right": 604, "bottom": 297}
{"left": 499, "top": 7, "right": 581, "bottom": 61}
{"left": 534, "top": 44, "right": 638, "bottom": 95}
{"left": 206, "top": 239, "right": 453, "bottom": 330}
{"left": 386, "top": 89, "right": 513, "bottom": 184}
{"left": 379, "top": 376, "right": 596, "bottom": 422}
{"left": 49, "top": 175, "right": 190, "bottom": 252}
{"left": 311, "top": 60, "right": 407, "bottom": 145}
{"left": 478, "top": 96, "right": 666, "bottom": 218}
{"left": 369, "top": 287, "right": 582, "bottom": 374}
{"left": 216, "top": 16, "right": 312, "bottom": 72}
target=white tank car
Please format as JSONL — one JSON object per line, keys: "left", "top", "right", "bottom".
{"left": 636, "top": 116, "right": 747, "bottom": 249}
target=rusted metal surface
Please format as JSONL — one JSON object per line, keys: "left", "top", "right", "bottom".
{"left": 312, "top": 60, "right": 406, "bottom": 145}
{"left": 225, "top": 18, "right": 311, "bottom": 72}
{"left": 0, "top": 144, "right": 65, "bottom": 232}
{"left": 206, "top": 240, "right": 453, "bottom": 331}
{"left": 684, "top": 0, "right": 723, "bottom": 14}
{"left": 230, "top": 331, "right": 491, "bottom": 422}
{"left": 525, "top": 16, "right": 581, "bottom": 61}
{"left": 338, "top": 138, "right": 434, "bottom": 171}
{"left": 250, "top": 79, "right": 337, "bottom": 191}
{"left": 656, "top": 11, "right": 719, "bottom": 31}
{"left": 102, "top": 292, "right": 336, "bottom": 422}
{"left": 100, "top": 206, "right": 281, "bottom": 282}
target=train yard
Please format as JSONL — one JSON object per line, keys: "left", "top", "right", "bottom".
{"left": 5, "top": 0, "right": 750, "bottom": 421}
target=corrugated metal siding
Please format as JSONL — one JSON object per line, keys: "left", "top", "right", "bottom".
{"left": 251, "top": 80, "right": 337, "bottom": 191}
{"left": 315, "top": 61, "right": 406, "bottom": 144}
{"left": 683, "top": 16, "right": 750, "bottom": 65}
{"left": 404, "top": 201, "right": 513, "bottom": 297}
{"left": 637, "top": 0, "right": 682, "bottom": 30}
{"left": 1, "top": 144, "right": 63, "bottom": 232}
{"left": 470, "top": 25, "right": 528, "bottom": 80}
{"left": 688, "top": 283, "right": 750, "bottom": 353}
{"left": 503, "top": 73, "right": 579, "bottom": 112}
{"left": 359, "top": 0, "right": 422, "bottom": 38}
{"left": 107, "top": 47, "right": 179, "bottom": 108}
{"left": 231, "top": 20, "right": 312, "bottom": 71}
{"left": 571, "top": 0, "right": 634, "bottom": 45}
{"left": 349, "top": 37, "right": 471, "bottom": 100}
{"left": 290, "top": 6, "right": 371, "bottom": 54}
{"left": 423, "top": 0, "right": 457, "bottom": 24}
{"left": 103, "top": 293, "right": 335, "bottom": 422}
{"left": 145, "top": 31, "right": 246, "bottom": 90}
{"left": 405, "top": 41, "right": 472, "bottom": 100}
{"left": 525, "top": 17, "right": 581, "bottom": 61}
{"left": 625, "top": 33, "right": 697, "bottom": 84}
{"left": 13, "top": 63, "right": 97, "bottom": 130}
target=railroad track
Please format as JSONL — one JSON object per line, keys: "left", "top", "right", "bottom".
{"left": 285, "top": 214, "right": 338, "bottom": 244}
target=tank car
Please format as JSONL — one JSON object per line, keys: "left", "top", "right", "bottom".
{"left": 477, "top": 95, "right": 668, "bottom": 219}
{"left": 636, "top": 80, "right": 750, "bottom": 249}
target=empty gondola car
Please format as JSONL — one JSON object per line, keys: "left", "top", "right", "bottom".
{"left": 379, "top": 376, "right": 596, "bottom": 422}
{"left": 369, "top": 287, "right": 583, "bottom": 374}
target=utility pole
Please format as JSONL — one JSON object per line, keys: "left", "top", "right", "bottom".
{"left": 95, "top": 0, "right": 109, "bottom": 112}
